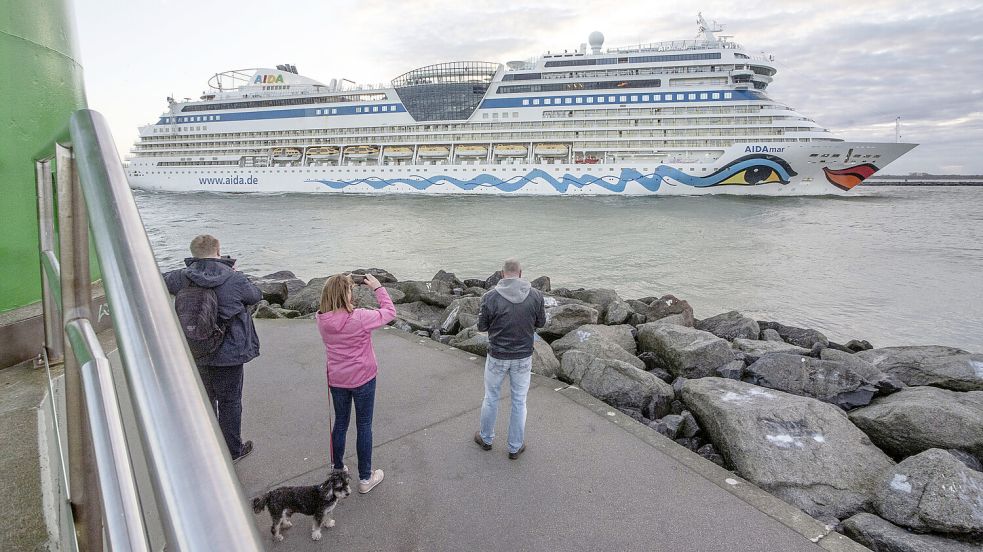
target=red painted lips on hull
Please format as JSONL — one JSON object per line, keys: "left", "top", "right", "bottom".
{"left": 823, "top": 164, "right": 879, "bottom": 191}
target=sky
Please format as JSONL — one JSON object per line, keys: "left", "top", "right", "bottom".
{"left": 73, "top": 0, "right": 983, "bottom": 174}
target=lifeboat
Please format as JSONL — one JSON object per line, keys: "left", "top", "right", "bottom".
{"left": 383, "top": 146, "right": 413, "bottom": 159}
{"left": 455, "top": 145, "right": 488, "bottom": 157}
{"left": 574, "top": 155, "right": 600, "bottom": 164}
{"left": 306, "top": 146, "right": 339, "bottom": 159}
{"left": 493, "top": 144, "right": 528, "bottom": 157}
{"left": 271, "top": 147, "right": 302, "bottom": 162}
{"left": 344, "top": 145, "right": 380, "bottom": 159}
{"left": 534, "top": 143, "right": 568, "bottom": 157}
{"left": 417, "top": 145, "right": 451, "bottom": 158}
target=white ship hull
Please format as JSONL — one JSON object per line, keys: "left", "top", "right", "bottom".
{"left": 128, "top": 142, "right": 916, "bottom": 196}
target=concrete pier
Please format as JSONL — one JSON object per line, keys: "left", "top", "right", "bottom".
{"left": 235, "top": 320, "right": 864, "bottom": 551}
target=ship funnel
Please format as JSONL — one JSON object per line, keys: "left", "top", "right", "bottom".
{"left": 588, "top": 31, "right": 604, "bottom": 54}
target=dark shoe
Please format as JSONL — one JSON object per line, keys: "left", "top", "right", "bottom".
{"left": 473, "top": 432, "right": 491, "bottom": 451}
{"left": 233, "top": 440, "right": 253, "bottom": 463}
{"left": 508, "top": 444, "right": 526, "bottom": 460}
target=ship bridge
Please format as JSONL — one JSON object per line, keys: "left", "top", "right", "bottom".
{"left": 391, "top": 61, "right": 500, "bottom": 122}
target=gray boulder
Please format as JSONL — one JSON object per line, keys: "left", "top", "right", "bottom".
{"left": 820, "top": 348, "right": 904, "bottom": 394}
{"left": 761, "top": 328, "right": 784, "bottom": 342}
{"left": 439, "top": 297, "right": 482, "bottom": 334}
{"left": 532, "top": 339, "right": 560, "bottom": 378}
{"left": 855, "top": 346, "right": 983, "bottom": 391}
{"left": 251, "top": 270, "right": 307, "bottom": 294}
{"left": 551, "top": 324, "right": 636, "bottom": 355}
{"left": 394, "top": 280, "right": 456, "bottom": 307}
{"left": 551, "top": 331, "right": 645, "bottom": 371}
{"left": 848, "top": 386, "right": 983, "bottom": 459}
{"left": 557, "top": 350, "right": 593, "bottom": 385}
{"left": 350, "top": 268, "right": 398, "bottom": 284}
{"left": 649, "top": 415, "right": 683, "bottom": 439}
{"left": 539, "top": 304, "right": 599, "bottom": 341}
{"left": 282, "top": 277, "right": 328, "bottom": 314}
{"left": 253, "top": 301, "right": 300, "bottom": 319}
{"left": 579, "top": 357, "right": 674, "bottom": 420}
{"left": 744, "top": 353, "right": 879, "bottom": 410}
{"left": 715, "top": 360, "right": 745, "bottom": 380}
{"left": 656, "top": 312, "right": 695, "bottom": 327}
{"left": 646, "top": 294, "right": 695, "bottom": 323}
{"left": 253, "top": 280, "right": 289, "bottom": 306}
{"left": 681, "top": 377, "right": 895, "bottom": 519}
{"left": 484, "top": 271, "right": 503, "bottom": 289}
{"left": 603, "top": 298, "right": 632, "bottom": 325}
{"left": 636, "top": 323, "right": 736, "bottom": 379}
{"left": 567, "top": 288, "right": 620, "bottom": 310}
{"left": 530, "top": 276, "right": 551, "bottom": 292}
{"left": 842, "top": 513, "right": 982, "bottom": 552}
{"left": 845, "top": 339, "right": 875, "bottom": 353}
{"left": 695, "top": 311, "right": 760, "bottom": 341}
{"left": 463, "top": 278, "right": 486, "bottom": 289}
{"left": 431, "top": 269, "right": 464, "bottom": 289}
{"left": 352, "top": 285, "right": 406, "bottom": 309}
{"left": 874, "top": 449, "right": 983, "bottom": 536}
{"left": 732, "top": 338, "right": 810, "bottom": 360}
{"left": 449, "top": 330, "right": 489, "bottom": 357}
{"left": 395, "top": 301, "right": 446, "bottom": 330}
{"left": 757, "top": 321, "right": 829, "bottom": 349}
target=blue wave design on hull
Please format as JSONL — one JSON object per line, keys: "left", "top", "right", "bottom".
{"left": 304, "top": 158, "right": 796, "bottom": 193}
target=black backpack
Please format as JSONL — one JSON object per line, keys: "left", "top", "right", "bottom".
{"left": 175, "top": 278, "right": 225, "bottom": 359}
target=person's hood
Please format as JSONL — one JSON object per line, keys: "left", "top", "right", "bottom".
{"left": 316, "top": 309, "right": 354, "bottom": 331}
{"left": 182, "top": 257, "right": 236, "bottom": 288}
{"left": 495, "top": 277, "right": 531, "bottom": 304}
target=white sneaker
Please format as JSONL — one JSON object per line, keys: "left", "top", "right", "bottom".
{"left": 358, "top": 469, "right": 384, "bottom": 494}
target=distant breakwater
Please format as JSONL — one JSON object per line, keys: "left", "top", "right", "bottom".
{"left": 244, "top": 267, "right": 983, "bottom": 550}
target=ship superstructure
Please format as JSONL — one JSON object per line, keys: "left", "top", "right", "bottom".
{"left": 126, "top": 15, "right": 915, "bottom": 195}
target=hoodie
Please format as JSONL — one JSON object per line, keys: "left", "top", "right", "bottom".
{"left": 477, "top": 278, "right": 546, "bottom": 360}
{"left": 164, "top": 257, "right": 262, "bottom": 366}
{"left": 316, "top": 287, "right": 397, "bottom": 388}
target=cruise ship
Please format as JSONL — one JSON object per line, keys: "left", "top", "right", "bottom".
{"left": 126, "top": 15, "right": 916, "bottom": 195}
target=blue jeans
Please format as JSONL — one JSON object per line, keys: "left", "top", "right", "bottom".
{"left": 329, "top": 378, "right": 376, "bottom": 481}
{"left": 197, "top": 364, "right": 245, "bottom": 457}
{"left": 479, "top": 355, "right": 532, "bottom": 453}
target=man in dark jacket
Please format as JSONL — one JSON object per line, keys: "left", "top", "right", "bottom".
{"left": 474, "top": 259, "right": 546, "bottom": 460}
{"left": 164, "top": 234, "right": 262, "bottom": 461}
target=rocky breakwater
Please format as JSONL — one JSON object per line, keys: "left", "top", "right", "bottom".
{"left": 249, "top": 268, "right": 983, "bottom": 551}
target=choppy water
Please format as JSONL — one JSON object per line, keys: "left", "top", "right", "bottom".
{"left": 134, "top": 187, "right": 983, "bottom": 352}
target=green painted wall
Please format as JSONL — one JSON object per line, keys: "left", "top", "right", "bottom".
{"left": 0, "top": 0, "right": 87, "bottom": 312}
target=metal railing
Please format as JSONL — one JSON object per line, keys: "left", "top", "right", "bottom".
{"left": 35, "top": 109, "right": 264, "bottom": 551}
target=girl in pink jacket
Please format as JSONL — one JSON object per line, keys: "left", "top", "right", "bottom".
{"left": 316, "top": 272, "right": 396, "bottom": 494}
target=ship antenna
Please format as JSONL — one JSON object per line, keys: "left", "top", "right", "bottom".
{"left": 896, "top": 116, "right": 902, "bottom": 143}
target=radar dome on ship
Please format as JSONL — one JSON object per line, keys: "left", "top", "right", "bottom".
{"left": 588, "top": 31, "right": 604, "bottom": 54}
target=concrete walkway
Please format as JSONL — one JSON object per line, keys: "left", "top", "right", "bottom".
{"left": 236, "top": 320, "right": 862, "bottom": 551}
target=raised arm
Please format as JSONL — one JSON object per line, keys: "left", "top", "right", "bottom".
{"left": 358, "top": 274, "right": 397, "bottom": 331}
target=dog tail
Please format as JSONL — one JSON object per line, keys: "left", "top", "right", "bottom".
{"left": 251, "top": 494, "right": 268, "bottom": 513}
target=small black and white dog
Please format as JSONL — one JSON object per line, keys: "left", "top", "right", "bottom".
{"left": 252, "top": 470, "right": 352, "bottom": 541}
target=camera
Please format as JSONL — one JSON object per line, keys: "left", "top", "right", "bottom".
{"left": 350, "top": 274, "right": 367, "bottom": 285}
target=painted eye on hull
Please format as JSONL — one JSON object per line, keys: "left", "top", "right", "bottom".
{"left": 698, "top": 155, "right": 797, "bottom": 188}
{"left": 718, "top": 166, "right": 785, "bottom": 185}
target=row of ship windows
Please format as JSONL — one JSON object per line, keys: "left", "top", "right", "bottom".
{"left": 520, "top": 91, "right": 733, "bottom": 107}
{"left": 503, "top": 64, "right": 743, "bottom": 81}
{"left": 139, "top": 119, "right": 807, "bottom": 146}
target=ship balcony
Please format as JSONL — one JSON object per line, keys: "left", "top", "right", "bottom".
{"left": 751, "top": 74, "right": 773, "bottom": 85}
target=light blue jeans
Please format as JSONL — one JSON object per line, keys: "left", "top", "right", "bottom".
{"left": 479, "top": 355, "right": 532, "bottom": 454}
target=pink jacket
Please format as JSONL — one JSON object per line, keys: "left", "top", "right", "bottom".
{"left": 316, "top": 287, "right": 397, "bottom": 388}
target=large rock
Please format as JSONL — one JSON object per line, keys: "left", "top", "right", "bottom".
{"left": 873, "top": 449, "right": 983, "bottom": 536}
{"left": 855, "top": 346, "right": 983, "bottom": 391}
{"left": 550, "top": 324, "right": 636, "bottom": 355}
{"left": 757, "top": 321, "right": 829, "bottom": 349}
{"left": 578, "top": 357, "right": 674, "bottom": 420}
{"left": 530, "top": 276, "right": 551, "bottom": 292}
{"left": 395, "top": 301, "right": 446, "bottom": 330}
{"left": 848, "top": 386, "right": 983, "bottom": 459}
{"left": 352, "top": 285, "right": 406, "bottom": 309}
{"left": 842, "top": 513, "right": 982, "bottom": 552}
{"left": 431, "top": 269, "right": 464, "bottom": 289}
{"left": 565, "top": 288, "right": 632, "bottom": 325}
{"left": 538, "top": 304, "right": 599, "bottom": 341}
{"left": 681, "top": 377, "right": 895, "bottom": 519}
{"left": 253, "top": 301, "right": 301, "bottom": 319}
{"left": 603, "top": 298, "right": 632, "bottom": 325}
{"left": 439, "top": 297, "right": 482, "bottom": 334}
{"left": 628, "top": 294, "right": 695, "bottom": 326}
{"left": 283, "top": 277, "right": 328, "bottom": 314}
{"left": 532, "top": 339, "right": 560, "bottom": 378}
{"left": 394, "top": 281, "right": 456, "bottom": 308}
{"left": 449, "top": 330, "right": 489, "bottom": 357}
{"left": 484, "top": 271, "right": 503, "bottom": 289}
{"left": 696, "top": 311, "right": 760, "bottom": 341}
{"left": 252, "top": 280, "right": 289, "bottom": 306}
{"left": 732, "top": 338, "right": 810, "bottom": 360}
{"left": 556, "top": 350, "right": 593, "bottom": 384}
{"left": 251, "top": 270, "right": 307, "bottom": 295}
{"left": 551, "top": 332, "right": 645, "bottom": 371}
{"left": 637, "top": 323, "right": 736, "bottom": 379}
{"left": 350, "top": 268, "right": 398, "bottom": 284}
{"left": 820, "top": 348, "right": 904, "bottom": 394}
{"left": 744, "top": 353, "right": 879, "bottom": 410}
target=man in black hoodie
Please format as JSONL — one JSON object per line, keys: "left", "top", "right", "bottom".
{"left": 474, "top": 259, "right": 546, "bottom": 460}
{"left": 164, "top": 234, "right": 262, "bottom": 461}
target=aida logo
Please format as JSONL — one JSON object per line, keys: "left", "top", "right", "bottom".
{"left": 253, "top": 74, "right": 285, "bottom": 84}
